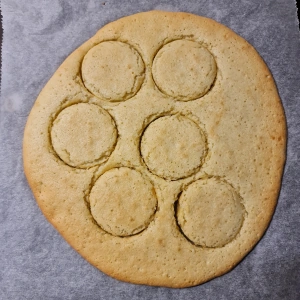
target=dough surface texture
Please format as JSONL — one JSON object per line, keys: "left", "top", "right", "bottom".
{"left": 23, "top": 11, "right": 286, "bottom": 288}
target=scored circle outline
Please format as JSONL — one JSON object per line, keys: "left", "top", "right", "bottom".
{"left": 89, "top": 167, "right": 158, "bottom": 237}
{"left": 81, "top": 40, "right": 146, "bottom": 102}
{"left": 50, "top": 102, "right": 118, "bottom": 169}
{"left": 175, "top": 177, "right": 245, "bottom": 248}
{"left": 140, "top": 113, "right": 208, "bottom": 181}
{"left": 152, "top": 39, "right": 217, "bottom": 101}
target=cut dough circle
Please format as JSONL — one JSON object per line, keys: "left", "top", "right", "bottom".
{"left": 152, "top": 40, "right": 217, "bottom": 101}
{"left": 51, "top": 103, "right": 117, "bottom": 168}
{"left": 89, "top": 167, "right": 157, "bottom": 237}
{"left": 82, "top": 41, "right": 145, "bottom": 102}
{"left": 176, "top": 177, "right": 245, "bottom": 248}
{"left": 140, "top": 114, "right": 207, "bottom": 180}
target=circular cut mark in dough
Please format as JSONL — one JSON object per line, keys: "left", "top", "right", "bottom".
{"left": 140, "top": 114, "right": 207, "bottom": 180}
{"left": 176, "top": 177, "right": 245, "bottom": 248}
{"left": 89, "top": 167, "right": 157, "bottom": 237}
{"left": 81, "top": 41, "right": 145, "bottom": 102}
{"left": 152, "top": 40, "right": 217, "bottom": 101}
{"left": 51, "top": 103, "right": 117, "bottom": 168}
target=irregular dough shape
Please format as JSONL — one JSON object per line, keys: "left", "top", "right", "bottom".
{"left": 23, "top": 11, "right": 286, "bottom": 288}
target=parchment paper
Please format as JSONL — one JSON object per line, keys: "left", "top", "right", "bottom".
{"left": 1, "top": 1, "right": 299, "bottom": 299}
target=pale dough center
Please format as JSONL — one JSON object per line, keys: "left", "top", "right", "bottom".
{"left": 152, "top": 39, "right": 217, "bottom": 101}
{"left": 176, "top": 178, "right": 245, "bottom": 248}
{"left": 81, "top": 41, "right": 145, "bottom": 102}
{"left": 50, "top": 103, "right": 117, "bottom": 168}
{"left": 140, "top": 114, "right": 207, "bottom": 180}
{"left": 89, "top": 167, "right": 157, "bottom": 237}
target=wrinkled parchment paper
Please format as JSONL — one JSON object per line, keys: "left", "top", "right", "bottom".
{"left": 1, "top": 1, "right": 299, "bottom": 299}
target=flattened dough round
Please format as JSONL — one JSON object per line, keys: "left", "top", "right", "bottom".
{"left": 51, "top": 103, "right": 117, "bottom": 168}
{"left": 140, "top": 114, "right": 207, "bottom": 180}
{"left": 176, "top": 177, "right": 245, "bottom": 248}
{"left": 152, "top": 40, "right": 217, "bottom": 100}
{"left": 82, "top": 41, "right": 145, "bottom": 101}
{"left": 23, "top": 11, "right": 286, "bottom": 288}
{"left": 90, "top": 167, "right": 157, "bottom": 237}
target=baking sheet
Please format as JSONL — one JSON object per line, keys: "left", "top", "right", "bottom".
{"left": 0, "top": 0, "right": 300, "bottom": 299}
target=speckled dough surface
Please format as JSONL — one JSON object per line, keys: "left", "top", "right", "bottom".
{"left": 23, "top": 11, "right": 286, "bottom": 288}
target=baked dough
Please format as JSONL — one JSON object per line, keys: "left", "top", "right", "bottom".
{"left": 23, "top": 11, "right": 286, "bottom": 288}
{"left": 140, "top": 114, "right": 207, "bottom": 180}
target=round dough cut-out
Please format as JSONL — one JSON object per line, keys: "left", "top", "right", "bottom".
{"left": 81, "top": 41, "right": 145, "bottom": 102}
{"left": 176, "top": 177, "right": 245, "bottom": 248}
{"left": 89, "top": 167, "right": 157, "bottom": 237}
{"left": 152, "top": 40, "right": 217, "bottom": 101}
{"left": 140, "top": 114, "right": 207, "bottom": 180}
{"left": 51, "top": 103, "right": 117, "bottom": 168}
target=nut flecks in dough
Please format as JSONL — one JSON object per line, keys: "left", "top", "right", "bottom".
{"left": 140, "top": 114, "right": 207, "bottom": 180}
{"left": 89, "top": 167, "right": 157, "bottom": 237}
{"left": 176, "top": 177, "right": 245, "bottom": 248}
{"left": 51, "top": 103, "right": 117, "bottom": 168}
{"left": 81, "top": 41, "right": 145, "bottom": 102}
{"left": 152, "top": 40, "right": 217, "bottom": 101}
